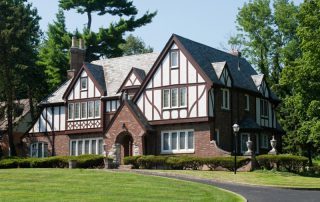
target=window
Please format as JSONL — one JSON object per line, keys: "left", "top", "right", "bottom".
{"left": 221, "top": 88, "right": 230, "bottom": 110}
{"left": 179, "top": 87, "right": 187, "bottom": 107}
{"left": 68, "top": 103, "right": 74, "bottom": 120}
{"left": 81, "top": 102, "right": 87, "bottom": 119}
{"left": 163, "top": 88, "right": 188, "bottom": 109}
{"left": 80, "top": 77, "right": 87, "bottom": 90}
{"left": 70, "top": 138, "right": 103, "bottom": 156}
{"left": 171, "top": 88, "right": 178, "bottom": 107}
{"left": 245, "top": 94, "right": 250, "bottom": 111}
{"left": 30, "top": 142, "right": 48, "bottom": 158}
{"left": 213, "top": 129, "right": 220, "bottom": 146}
{"left": 261, "top": 99, "right": 269, "bottom": 117}
{"left": 163, "top": 89, "right": 170, "bottom": 108}
{"left": 74, "top": 103, "right": 80, "bottom": 119}
{"left": 260, "top": 134, "right": 269, "bottom": 149}
{"left": 88, "top": 101, "right": 94, "bottom": 118}
{"left": 161, "top": 130, "right": 194, "bottom": 153}
{"left": 94, "top": 100, "right": 100, "bottom": 118}
{"left": 170, "top": 50, "right": 178, "bottom": 68}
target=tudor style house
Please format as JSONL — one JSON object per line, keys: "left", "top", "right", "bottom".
{"left": 25, "top": 34, "right": 283, "bottom": 162}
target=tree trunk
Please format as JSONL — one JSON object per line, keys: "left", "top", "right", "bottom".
{"left": 307, "top": 143, "right": 313, "bottom": 167}
{"left": 27, "top": 86, "right": 35, "bottom": 120}
{"left": 87, "top": 11, "right": 92, "bottom": 31}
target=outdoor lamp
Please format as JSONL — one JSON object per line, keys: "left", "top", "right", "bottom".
{"left": 232, "top": 123, "right": 240, "bottom": 174}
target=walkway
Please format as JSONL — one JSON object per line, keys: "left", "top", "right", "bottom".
{"left": 116, "top": 170, "right": 320, "bottom": 202}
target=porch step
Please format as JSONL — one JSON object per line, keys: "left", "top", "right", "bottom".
{"left": 118, "top": 164, "right": 133, "bottom": 170}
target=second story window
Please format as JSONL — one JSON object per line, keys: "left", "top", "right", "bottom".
{"left": 81, "top": 102, "right": 87, "bottom": 119}
{"left": 163, "top": 88, "right": 187, "bottom": 109}
{"left": 94, "top": 100, "right": 100, "bottom": 118}
{"left": 68, "top": 103, "right": 74, "bottom": 120}
{"left": 221, "top": 88, "right": 230, "bottom": 110}
{"left": 170, "top": 50, "right": 178, "bottom": 68}
{"left": 261, "top": 99, "right": 269, "bottom": 118}
{"left": 80, "top": 77, "right": 87, "bottom": 90}
{"left": 74, "top": 103, "right": 80, "bottom": 119}
{"left": 88, "top": 101, "right": 94, "bottom": 118}
{"left": 245, "top": 94, "right": 250, "bottom": 111}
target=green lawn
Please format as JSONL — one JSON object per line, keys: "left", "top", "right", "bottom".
{"left": 0, "top": 169, "right": 244, "bottom": 202}
{"left": 156, "top": 170, "right": 320, "bottom": 189}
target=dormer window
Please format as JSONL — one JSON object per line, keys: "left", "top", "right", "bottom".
{"left": 80, "top": 77, "right": 87, "bottom": 90}
{"left": 170, "top": 50, "right": 179, "bottom": 68}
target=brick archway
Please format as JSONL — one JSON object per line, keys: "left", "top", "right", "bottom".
{"left": 115, "top": 131, "right": 134, "bottom": 162}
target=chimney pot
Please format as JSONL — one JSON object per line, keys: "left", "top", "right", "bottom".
{"left": 79, "top": 39, "right": 85, "bottom": 49}
{"left": 230, "top": 49, "right": 241, "bottom": 57}
{"left": 72, "top": 36, "right": 78, "bottom": 48}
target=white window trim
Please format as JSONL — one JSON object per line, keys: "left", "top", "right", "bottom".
{"left": 161, "top": 129, "right": 195, "bottom": 154}
{"left": 30, "top": 142, "right": 48, "bottom": 158}
{"left": 81, "top": 102, "right": 87, "bottom": 119}
{"left": 170, "top": 50, "right": 179, "bottom": 68}
{"left": 221, "top": 88, "right": 230, "bottom": 110}
{"left": 69, "top": 138, "right": 104, "bottom": 156}
{"left": 68, "top": 103, "right": 74, "bottom": 120}
{"left": 88, "top": 101, "right": 94, "bottom": 118}
{"left": 94, "top": 100, "right": 101, "bottom": 118}
{"left": 74, "top": 103, "right": 80, "bottom": 120}
{"left": 245, "top": 94, "right": 250, "bottom": 111}
{"left": 80, "top": 77, "right": 88, "bottom": 91}
{"left": 179, "top": 87, "right": 187, "bottom": 107}
{"left": 162, "top": 89, "right": 171, "bottom": 109}
{"left": 171, "top": 88, "right": 178, "bottom": 108}
{"left": 162, "top": 88, "right": 188, "bottom": 109}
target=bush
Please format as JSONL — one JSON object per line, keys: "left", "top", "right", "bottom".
{"left": 137, "top": 155, "right": 169, "bottom": 169}
{"left": 72, "top": 155, "right": 105, "bottom": 168}
{"left": 0, "top": 159, "right": 20, "bottom": 168}
{"left": 124, "top": 156, "right": 142, "bottom": 168}
{"left": 166, "top": 156, "right": 205, "bottom": 170}
{"left": 256, "top": 154, "right": 308, "bottom": 173}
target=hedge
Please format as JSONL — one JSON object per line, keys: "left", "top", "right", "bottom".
{"left": 124, "top": 155, "right": 250, "bottom": 170}
{"left": 0, "top": 155, "right": 109, "bottom": 169}
{"left": 256, "top": 154, "right": 308, "bottom": 173}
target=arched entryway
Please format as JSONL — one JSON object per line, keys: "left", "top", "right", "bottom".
{"left": 115, "top": 132, "right": 134, "bottom": 163}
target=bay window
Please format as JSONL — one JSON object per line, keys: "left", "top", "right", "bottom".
{"left": 68, "top": 103, "right": 74, "bottom": 120}
{"left": 95, "top": 100, "right": 100, "bottom": 118}
{"left": 68, "top": 100, "right": 100, "bottom": 120}
{"left": 74, "top": 103, "right": 80, "bottom": 119}
{"left": 88, "top": 101, "right": 94, "bottom": 118}
{"left": 81, "top": 102, "right": 87, "bottom": 119}
{"left": 161, "top": 130, "right": 194, "bottom": 153}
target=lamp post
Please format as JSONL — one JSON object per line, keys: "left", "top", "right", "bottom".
{"left": 232, "top": 123, "right": 240, "bottom": 174}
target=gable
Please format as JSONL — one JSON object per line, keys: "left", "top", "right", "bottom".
{"left": 117, "top": 68, "right": 145, "bottom": 93}
{"left": 219, "top": 66, "right": 232, "bottom": 87}
{"left": 259, "top": 80, "right": 269, "bottom": 98}
{"left": 64, "top": 67, "right": 103, "bottom": 100}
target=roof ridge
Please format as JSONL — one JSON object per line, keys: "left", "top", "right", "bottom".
{"left": 92, "top": 52, "right": 159, "bottom": 63}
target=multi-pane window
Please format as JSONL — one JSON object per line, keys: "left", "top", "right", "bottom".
{"left": 68, "top": 103, "right": 74, "bottom": 120}
{"left": 106, "top": 100, "right": 120, "bottom": 112}
{"left": 221, "top": 88, "right": 230, "bottom": 110}
{"left": 245, "top": 94, "right": 250, "bottom": 111}
{"left": 30, "top": 142, "right": 48, "bottom": 158}
{"left": 260, "top": 99, "right": 269, "bottom": 117}
{"left": 95, "top": 100, "right": 100, "bottom": 118}
{"left": 80, "top": 77, "right": 87, "bottom": 90}
{"left": 69, "top": 101, "right": 100, "bottom": 120}
{"left": 88, "top": 101, "right": 94, "bottom": 118}
{"left": 70, "top": 138, "right": 104, "bottom": 156}
{"left": 81, "top": 102, "right": 87, "bottom": 119}
{"left": 74, "top": 103, "right": 80, "bottom": 119}
{"left": 170, "top": 50, "right": 178, "bottom": 68}
{"left": 260, "top": 133, "right": 269, "bottom": 149}
{"left": 161, "top": 130, "right": 194, "bottom": 153}
{"left": 162, "top": 88, "right": 187, "bottom": 109}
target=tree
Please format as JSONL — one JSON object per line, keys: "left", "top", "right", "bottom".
{"left": 37, "top": 9, "right": 71, "bottom": 92}
{"left": 0, "top": 0, "right": 42, "bottom": 156}
{"left": 279, "top": 0, "right": 320, "bottom": 163}
{"left": 120, "top": 34, "right": 153, "bottom": 56}
{"left": 59, "top": 0, "right": 157, "bottom": 61}
{"left": 230, "top": 0, "right": 299, "bottom": 90}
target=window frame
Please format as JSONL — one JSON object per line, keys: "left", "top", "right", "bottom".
{"left": 80, "top": 77, "right": 88, "bottom": 91}
{"left": 74, "top": 103, "right": 80, "bottom": 120}
{"left": 162, "top": 89, "right": 170, "bottom": 109}
{"left": 88, "top": 101, "right": 94, "bottom": 118}
{"left": 69, "top": 138, "right": 104, "bottom": 156}
{"left": 171, "top": 88, "right": 178, "bottom": 108}
{"left": 221, "top": 88, "right": 230, "bottom": 110}
{"left": 30, "top": 142, "right": 48, "bottom": 158}
{"left": 260, "top": 99, "right": 269, "bottom": 118}
{"left": 170, "top": 50, "right": 179, "bottom": 68}
{"left": 161, "top": 129, "right": 194, "bottom": 154}
{"left": 179, "top": 87, "right": 187, "bottom": 107}
{"left": 81, "top": 102, "right": 87, "bottom": 119}
{"left": 162, "top": 88, "right": 188, "bottom": 109}
{"left": 245, "top": 94, "right": 250, "bottom": 111}
{"left": 68, "top": 103, "right": 74, "bottom": 120}
{"left": 260, "top": 133, "right": 269, "bottom": 149}
{"left": 94, "top": 100, "right": 101, "bottom": 118}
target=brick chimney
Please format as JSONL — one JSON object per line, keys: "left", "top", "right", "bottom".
{"left": 67, "top": 36, "right": 86, "bottom": 79}
{"left": 230, "top": 49, "right": 241, "bottom": 71}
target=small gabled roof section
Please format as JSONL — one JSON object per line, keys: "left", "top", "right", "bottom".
{"left": 212, "top": 61, "right": 227, "bottom": 79}
{"left": 251, "top": 74, "right": 264, "bottom": 90}
{"left": 239, "top": 117, "right": 262, "bottom": 131}
{"left": 117, "top": 67, "right": 146, "bottom": 93}
{"left": 211, "top": 61, "right": 233, "bottom": 87}
{"left": 40, "top": 79, "right": 71, "bottom": 105}
{"left": 63, "top": 63, "right": 106, "bottom": 99}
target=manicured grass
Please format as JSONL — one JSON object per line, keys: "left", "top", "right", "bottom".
{"left": 157, "top": 170, "right": 320, "bottom": 188}
{"left": 0, "top": 169, "right": 244, "bottom": 202}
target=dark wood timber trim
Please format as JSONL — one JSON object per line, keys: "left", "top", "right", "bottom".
{"left": 149, "top": 117, "right": 209, "bottom": 125}
{"left": 65, "top": 128, "right": 103, "bottom": 134}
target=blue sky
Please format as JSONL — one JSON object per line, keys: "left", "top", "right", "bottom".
{"left": 29, "top": 0, "right": 303, "bottom": 52}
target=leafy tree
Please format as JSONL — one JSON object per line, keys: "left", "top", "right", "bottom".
{"left": 37, "top": 9, "right": 71, "bottom": 92}
{"left": 120, "top": 34, "right": 153, "bottom": 56}
{"left": 0, "top": 0, "right": 42, "bottom": 156}
{"left": 59, "top": 0, "right": 157, "bottom": 61}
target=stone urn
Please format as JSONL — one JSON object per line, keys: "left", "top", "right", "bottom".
{"left": 244, "top": 135, "right": 253, "bottom": 156}
{"left": 268, "top": 136, "right": 278, "bottom": 155}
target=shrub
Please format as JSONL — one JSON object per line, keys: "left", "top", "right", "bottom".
{"left": 30, "top": 156, "right": 69, "bottom": 168}
{"left": 0, "top": 159, "right": 20, "bottom": 168}
{"left": 124, "top": 156, "right": 142, "bottom": 168}
{"left": 166, "top": 156, "right": 205, "bottom": 170}
{"left": 256, "top": 154, "right": 308, "bottom": 173}
{"left": 72, "top": 155, "right": 105, "bottom": 168}
{"left": 137, "top": 155, "right": 168, "bottom": 169}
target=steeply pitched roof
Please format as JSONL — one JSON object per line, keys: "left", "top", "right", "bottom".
{"left": 174, "top": 34, "right": 259, "bottom": 93}
{"left": 84, "top": 62, "right": 107, "bottom": 93}
{"left": 40, "top": 80, "right": 71, "bottom": 105}
{"left": 92, "top": 53, "right": 158, "bottom": 97}
{"left": 211, "top": 62, "right": 226, "bottom": 79}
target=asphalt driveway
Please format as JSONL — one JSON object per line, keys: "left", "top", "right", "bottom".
{"left": 122, "top": 170, "right": 320, "bottom": 202}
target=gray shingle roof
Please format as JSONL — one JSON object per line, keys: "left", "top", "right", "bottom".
{"left": 175, "top": 34, "right": 260, "bottom": 93}
{"left": 40, "top": 80, "right": 71, "bottom": 105}
{"left": 239, "top": 117, "right": 262, "bottom": 130}
{"left": 92, "top": 53, "right": 158, "bottom": 97}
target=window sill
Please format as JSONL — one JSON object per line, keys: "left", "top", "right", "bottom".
{"left": 80, "top": 89, "right": 87, "bottom": 92}
{"left": 170, "top": 66, "right": 179, "bottom": 69}
{"left": 161, "top": 150, "right": 195, "bottom": 154}
{"left": 162, "top": 107, "right": 187, "bottom": 111}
